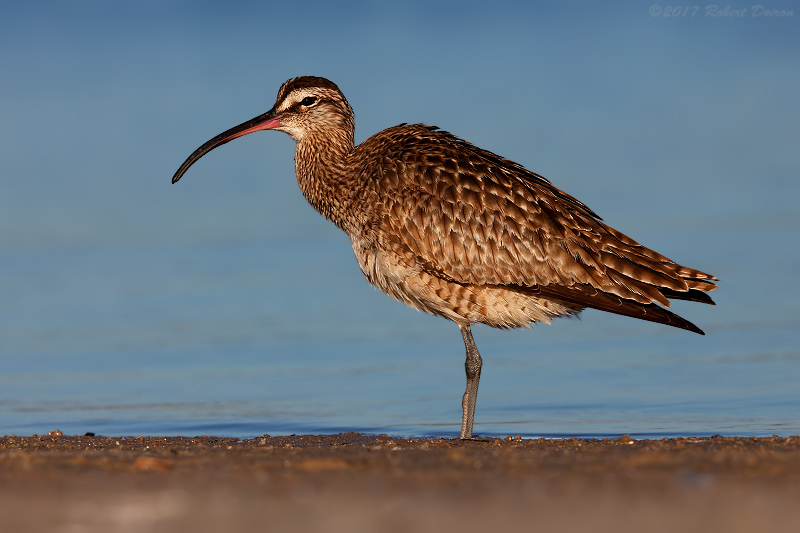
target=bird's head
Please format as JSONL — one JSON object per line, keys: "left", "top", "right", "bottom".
{"left": 172, "top": 76, "right": 353, "bottom": 184}
{"left": 271, "top": 76, "right": 354, "bottom": 141}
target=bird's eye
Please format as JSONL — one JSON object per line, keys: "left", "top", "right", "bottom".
{"left": 300, "top": 96, "right": 317, "bottom": 106}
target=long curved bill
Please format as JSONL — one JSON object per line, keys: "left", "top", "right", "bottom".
{"left": 172, "top": 108, "right": 282, "bottom": 184}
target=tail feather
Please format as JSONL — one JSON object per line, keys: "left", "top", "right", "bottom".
{"left": 519, "top": 283, "right": 706, "bottom": 335}
{"left": 658, "top": 287, "right": 716, "bottom": 305}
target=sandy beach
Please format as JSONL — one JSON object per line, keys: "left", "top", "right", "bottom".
{"left": 2, "top": 432, "right": 800, "bottom": 532}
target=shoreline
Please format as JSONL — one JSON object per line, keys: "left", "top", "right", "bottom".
{"left": 3, "top": 433, "right": 800, "bottom": 532}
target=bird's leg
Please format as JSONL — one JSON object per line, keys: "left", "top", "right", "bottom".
{"left": 459, "top": 324, "right": 483, "bottom": 440}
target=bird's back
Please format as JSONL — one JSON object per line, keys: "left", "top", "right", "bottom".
{"left": 347, "top": 124, "right": 716, "bottom": 332}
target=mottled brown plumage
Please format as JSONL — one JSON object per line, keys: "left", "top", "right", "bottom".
{"left": 173, "top": 76, "right": 717, "bottom": 439}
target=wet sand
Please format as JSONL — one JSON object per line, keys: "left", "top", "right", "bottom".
{"left": 2, "top": 432, "right": 800, "bottom": 532}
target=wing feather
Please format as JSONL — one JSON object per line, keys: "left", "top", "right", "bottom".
{"left": 358, "top": 124, "right": 717, "bottom": 320}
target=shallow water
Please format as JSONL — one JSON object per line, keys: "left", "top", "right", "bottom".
{"left": 2, "top": 227, "right": 798, "bottom": 438}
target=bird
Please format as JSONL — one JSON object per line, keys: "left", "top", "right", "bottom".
{"left": 173, "top": 76, "right": 717, "bottom": 439}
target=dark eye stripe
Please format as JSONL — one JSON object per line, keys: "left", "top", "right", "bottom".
{"left": 300, "top": 96, "right": 317, "bottom": 106}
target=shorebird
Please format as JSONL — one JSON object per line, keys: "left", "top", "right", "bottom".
{"left": 173, "top": 76, "right": 717, "bottom": 439}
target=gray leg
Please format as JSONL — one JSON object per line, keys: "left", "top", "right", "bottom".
{"left": 459, "top": 325, "right": 483, "bottom": 439}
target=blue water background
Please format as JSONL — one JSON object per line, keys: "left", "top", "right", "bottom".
{"left": 1, "top": 2, "right": 798, "bottom": 438}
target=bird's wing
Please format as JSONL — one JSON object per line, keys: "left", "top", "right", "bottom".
{"left": 363, "top": 125, "right": 716, "bottom": 309}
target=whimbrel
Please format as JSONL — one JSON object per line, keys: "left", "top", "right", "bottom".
{"left": 173, "top": 76, "right": 717, "bottom": 439}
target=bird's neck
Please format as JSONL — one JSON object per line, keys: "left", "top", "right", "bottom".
{"left": 294, "top": 128, "right": 359, "bottom": 232}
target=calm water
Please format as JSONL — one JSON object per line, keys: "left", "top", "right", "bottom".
{"left": 2, "top": 217, "right": 798, "bottom": 439}
{"left": 1, "top": 2, "right": 798, "bottom": 439}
